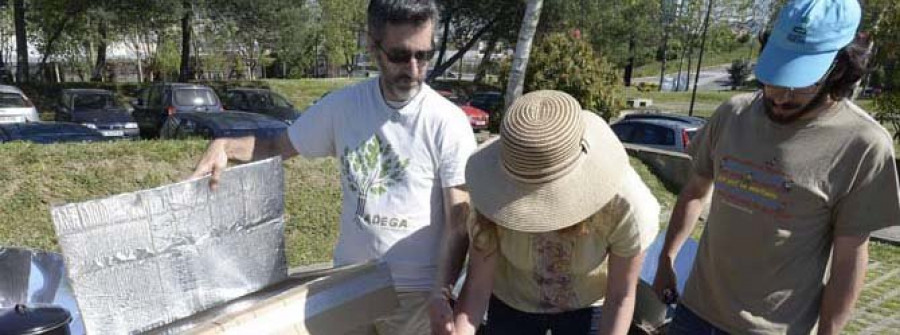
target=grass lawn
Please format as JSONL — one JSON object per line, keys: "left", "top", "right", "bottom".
{"left": 623, "top": 87, "right": 743, "bottom": 117}
{"left": 264, "top": 78, "right": 362, "bottom": 110}
{"left": 631, "top": 47, "right": 757, "bottom": 79}
{"left": 0, "top": 140, "right": 340, "bottom": 266}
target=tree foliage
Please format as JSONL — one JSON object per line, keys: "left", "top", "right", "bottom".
{"left": 539, "top": 0, "right": 661, "bottom": 72}
{"left": 320, "top": 0, "right": 366, "bottom": 76}
{"left": 505, "top": 32, "right": 623, "bottom": 121}
{"left": 867, "top": 0, "right": 900, "bottom": 140}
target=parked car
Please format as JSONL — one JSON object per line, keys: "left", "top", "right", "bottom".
{"left": 55, "top": 89, "right": 139, "bottom": 139}
{"left": 223, "top": 88, "right": 302, "bottom": 124}
{"left": 611, "top": 113, "right": 707, "bottom": 152}
{"left": 468, "top": 91, "right": 503, "bottom": 115}
{"left": 0, "top": 85, "right": 39, "bottom": 124}
{"left": 437, "top": 90, "right": 490, "bottom": 131}
{"left": 158, "top": 111, "right": 288, "bottom": 140}
{"left": 131, "top": 83, "right": 223, "bottom": 138}
{"left": 0, "top": 122, "right": 107, "bottom": 144}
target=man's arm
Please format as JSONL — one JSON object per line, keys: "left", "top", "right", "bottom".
{"left": 652, "top": 173, "right": 713, "bottom": 302}
{"left": 430, "top": 186, "right": 471, "bottom": 334}
{"left": 598, "top": 251, "right": 646, "bottom": 335}
{"left": 191, "top": 132, "right": 298, "bottom": 188}
{"left": 452, "top": 236, "right": 497, "bottom": 335}
{"left": 818, "top": 235, "right": 869, "bottom": 335}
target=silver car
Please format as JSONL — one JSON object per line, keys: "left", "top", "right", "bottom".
{"left": 611, "top": 113, "right": 707, "bottom": 153}
{"left": 0, "top": 85, "right": 39, "bottom": 124}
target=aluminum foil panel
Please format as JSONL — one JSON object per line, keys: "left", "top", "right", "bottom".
{"left": 148, "top": 261, "right": 398, "bottom": 335}
{"left": 0, "top": 247, "right": 86, "bottom": 335}
{"left": 51, "top": 158, "right": 288, "bottom": 335}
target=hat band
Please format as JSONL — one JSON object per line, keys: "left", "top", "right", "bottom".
{"left": 501, "top": 141, "right": 586, "bottom": 184}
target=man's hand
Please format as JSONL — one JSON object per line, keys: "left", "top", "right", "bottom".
{"left": 191, "top": 139, "right": 230, "bottom": 190}
{"left": 189, "top": 134, "right": 298, "bottom": 190}
{"left": 652, "top": 256, "right": 679, "bottom": 305}
{"left": 429, "top": 287, "right": 455, "bottom": 335}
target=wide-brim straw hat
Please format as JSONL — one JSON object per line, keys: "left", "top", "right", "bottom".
{"left": 466, "top": 90, "right": 627, "bottom": 233}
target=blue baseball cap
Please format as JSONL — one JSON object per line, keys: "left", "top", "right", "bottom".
{"left": 755, "top": 0, "right": 861, "bottom": 88}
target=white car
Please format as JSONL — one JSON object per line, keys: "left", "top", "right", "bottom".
{"left": 0, "top": 85, "right": 39, "bottom": 124}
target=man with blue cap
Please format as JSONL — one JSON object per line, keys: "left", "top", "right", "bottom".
{"left": 652, "top": 0, "right": 900, "bottom": 334}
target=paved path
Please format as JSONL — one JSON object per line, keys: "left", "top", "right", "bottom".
{"left": 633, "top": 64, "right": 733, "bottom": 92}
{"left": 873, "top": 226, "right": 900, "bottom": 245}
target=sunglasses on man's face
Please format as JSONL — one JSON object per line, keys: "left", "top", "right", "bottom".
{"left": 373, "top": 40, "right": 435, "bottom": 64}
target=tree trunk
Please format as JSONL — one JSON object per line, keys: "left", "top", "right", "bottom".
{"left": 137, "top": 56, "right": 144, "bottom": 83}
{"left": 91, "top": 19, "right": 108, "bottom": 82}
{"left": 14, "top": 0, "right": 27, "bottom": 83}
{"left": 685, "top": 49, "right": 693, "bottom": 91}
{"left": 675, "top": 48, "right": 685, "bottom": 91}
{"left": 434, "top": 9, "right": 452, "bottom": 72}
{"left": 178, "top": 0, "right": 193, "bottom": 82}
{"left": 504, "top": 0, "right": 543, "bottom": 109}
{"left": 474, "top": 34, "right": 498, "bottom": 85}
{"left": 658, "top": 36, "right": 669, "bottom": 90}
{"left": 38, "top": 17, "right": 76, "bottom": 81}
{"left": 624, "top": 35, "right": 635, "bottom": 87}
{"left": 427, "top": 18, "right": 496, "bottom": 82}
{"left": 658, "top": 0, "right": 672, "bottom": 91}
{"left": 688, "top": 0, "right": 714, "bottom": 116}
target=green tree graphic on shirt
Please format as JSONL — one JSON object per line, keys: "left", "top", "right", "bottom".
{"left": 341, "top": 135, "right": 409, "bottom": 225}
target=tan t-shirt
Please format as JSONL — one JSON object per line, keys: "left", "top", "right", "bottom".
{"left": 481, "top": 166, "right": 659, "bottom": 313}
{"left": 683, "top": 93, "right": 900, "bottom": 334}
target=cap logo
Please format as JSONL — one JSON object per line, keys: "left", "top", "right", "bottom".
{"left": 787, "top": 25, "right": 808, "bottom": 44}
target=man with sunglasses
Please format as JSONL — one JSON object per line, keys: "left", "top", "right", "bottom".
{"left": 192, "top": 1, "right": 476, "bottom": 334}
{"left": 652, "top": 0, "right": 900, "bottom": 334}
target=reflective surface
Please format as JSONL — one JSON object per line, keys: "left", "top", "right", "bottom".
{"left": 50, "top": 158, "right": 288, "bottom": 334}
{"left": 147, "top": 261, "right": 397, "bottom": 335}
{"left": 0, "top": 248, "right": 85, "bottom": 335}
{"left": 637, "top": 232, "right": 699, "bottom": 326}
{"left": 639, "top": 233, "right": 698, "bottom": 293}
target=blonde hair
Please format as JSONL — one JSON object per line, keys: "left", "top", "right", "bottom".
{"left": 471, "top": 211, "right": 594, "bottom": 254}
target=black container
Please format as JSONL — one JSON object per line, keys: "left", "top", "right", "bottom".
{"left": 0, "top": 304, "right": 71, "bottom": 335}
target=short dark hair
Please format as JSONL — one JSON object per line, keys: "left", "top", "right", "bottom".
{"left": 367, "top": 0, "right": 439, "bottom": 39}
{"left": 822, "top": 34, "right": 873, "bottom": 99}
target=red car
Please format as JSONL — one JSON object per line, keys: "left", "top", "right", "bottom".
{"left": 437, "top": 90, "right": 490, "bottom": 131}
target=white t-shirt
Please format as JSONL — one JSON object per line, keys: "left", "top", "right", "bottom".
{"left": 287, "top": 78, "right": 477, "bottom": 290}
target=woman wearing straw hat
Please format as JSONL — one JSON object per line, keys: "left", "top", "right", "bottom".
{"left": 447, "top": 90, "right": 659, "bottom": 335}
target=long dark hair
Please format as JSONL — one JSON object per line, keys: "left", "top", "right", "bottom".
{"left": 822, "top": 33, "right": 874, "bottom": 99}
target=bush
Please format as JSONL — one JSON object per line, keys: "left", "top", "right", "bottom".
{"left": 874, "top": 92, "right": 900, "bottom": 141}
{"left": 727, "top": 59, "right": 752, "bottom": 90}
{"left": 636, "top": 82, "right": 659, "bottom": 92}
{"left": 501, "top": 33, "right": 624, "bottom": 121}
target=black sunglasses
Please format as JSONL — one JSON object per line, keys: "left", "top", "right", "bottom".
{"left": 373, "top": 40, "right": 435, "bottom": 64}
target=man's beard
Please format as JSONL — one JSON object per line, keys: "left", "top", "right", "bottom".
{"left": 388, "top": 76, "right": 422, "bottom": 101}
{"left": 384, "top": 74, "right": 422, "bottom": 102}
{"left": 763, "top": 88, "right": 831, "bottom": 125}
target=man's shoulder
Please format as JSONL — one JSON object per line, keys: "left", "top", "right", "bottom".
{"left": 311, "top": 79, "right": 374, "bottom": 108}
{"left": 421, "top": 85, "right": 464, "bottom": 112}
{"left": 835, "top": 100, "right": 895, "bottom": 151}
{"left": 715, "top": 92, "right": 758, "bottom": 118}
{"left": 419, "top": 85, "right": 469, "bottom": 125}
